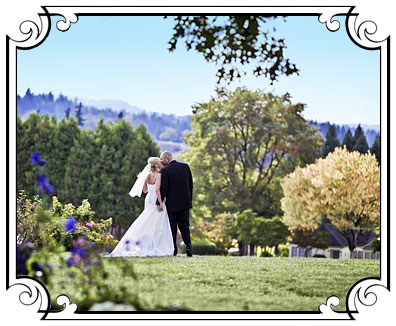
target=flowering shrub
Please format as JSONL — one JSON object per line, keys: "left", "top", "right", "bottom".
{"left": 17, "top": 191, "right": 44, "bottom": 243}
{"left": 16, "top": 152, "right": 139, "bottom": 311}
{"left": 31, "top": 152, "right": 54, "bottom": 195}
{"left": 17, "top": 237, "right": 141, "bottom": 311}
{"left": 17, "top": 192, "right": 118, "bottom": 251}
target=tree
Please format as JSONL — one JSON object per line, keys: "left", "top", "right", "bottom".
{"left": 322, "top": 124, "right": 340, "bottom": 158}
{"left": 167, "top": 16, "right": 298, "bottom": 84}
{"left": 118, "top": 111, "right": 124, "bottom": 119}
{"left": 17, "top": 116, "right": 27, "bottom": 195}
{"left": 49, "top": 118, "right": 81, "bottom": 202}
{"left": 342, "top": 129, "right": 354, "bottom": 151}
{"left": 370, "top": 135, "right": 380, "bottom": 165}
{"left": 233, "top": 210, "right": 289, "bottom": 256}
{"left": 75, "top": 102, "right": 85, "bottom": 127}
{"left": 65, "top": 107, "right": 71, "bottom": 119}
{"left": 291, "top": 228, "right": 330, "bottom": 257}
{"left": 197, "top": 213, "right": 236, "bottom": 254}
{"left": 87, "top": 120, "right": 160, "bottom": 237}
{"left": 159, "top": 127, "right": 179, "bottom": 142}
{"left": 352, "top": 124, "right": 369, "bottom": 154}
{"left": 18, "top": 113, "right": 57, "bottom": 198}
{"left": 182, "top": 88, "right": 323, "bottom": 218}
{"left": 61, "top": 129, "right": 97, "bottom": 206}
{"left": 281, "top": 147, "right": 380, "bottom": 254}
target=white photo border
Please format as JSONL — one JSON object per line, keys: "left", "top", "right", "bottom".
{"left": 5, "top": 4, "right": 390, "bottom": 321}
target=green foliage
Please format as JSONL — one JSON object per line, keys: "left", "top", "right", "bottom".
{"left": 21, "top": 241, "right": 141, "bottom": 311}
{"left": 17, "top": 192, "right": 118, "bottom": 251}
{"left": 370, "top": 135, "right": 380, "bottom": 165}
{"left": 195, "top": 213, "right": 236, "bottom": 254}
{"left": 234, "top": 210, "right": 290, "bottom": 248}
{"left": 342, "top": 129, "right": 354, "bottom": 151}
{"left": 182, "top": 88, "right": 323, "bottom": 219}
{"left": 181, "top": 239, "right": 219, "bottom": 255}
{"left": 75, "top": 102, "right": 85, "bottom": 127}
{"left": 167, "top": 16, "right": 298, "bottom": 84}
{"left": 370, "top": 226, "right": 381, "bottom": 253}
{"left": 17, "top": 114, "right": 160, "bottom": 233}
{"left": 159, "top": 127, "right": 179, "bottom": 142}
{"left": 352, "top": 124, "right": 369, "bottom": 154}
{"left": 290, "top": 228, "right": 330, "bottom": 255}
{"left": 322, "top": 124, "right": 340, "bottom": 158}
{"left": 17, "top": 190, "right": 44, "bottom": 243}
{"left": 17, "top": 113, "right": 58, "bottom": 200}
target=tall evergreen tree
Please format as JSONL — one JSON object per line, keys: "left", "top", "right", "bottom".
{"left": 370, "top": 135, "right": 381, "bottom": 165}
{"left": 47, "top": 117, "right": 81, "bottom": 202}
{"left": 75, "top": 102, "right": 85, "bottom": 127}
{"left": 85, "top": 120, "right": 160, "bottom": 236}
{"left": 65, "top": 107, "right": 71, "bottom": 119}
{"left": 17, "top": 116, "right": 27, "bottom": 194}
{"left": 342, "top": 129, "right": 354, "bottom": 151}
{"left": 322, "top": 124, "right": 340, "bottom": 158}
{"left": 62, "top": 129, "right": 97, "bottom": 206}
{"left": 19, "top": 113, "right": 57, "bottom": 198}
{"left": 118, "top": 111, "right": 124, "bottom": 119}
{"left": 353, "top": 124, "right": 369, "bottom": 154}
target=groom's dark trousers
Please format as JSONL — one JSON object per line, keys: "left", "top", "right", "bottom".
{"left": 157, "top": 160, "right": 193, "bottom": 253}
{"left": 168, "top": 209, "right": 192, "bottom": 252}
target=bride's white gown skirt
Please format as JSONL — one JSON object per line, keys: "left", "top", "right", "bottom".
{"left": 109, "top": 184, "right": 174, "bottom": 257}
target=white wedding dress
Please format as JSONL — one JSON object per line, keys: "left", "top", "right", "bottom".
{"left": 108, "top": 184, "right": 174, "bottom": 257}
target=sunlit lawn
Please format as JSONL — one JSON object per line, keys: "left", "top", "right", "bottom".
{"left": 50, "top": 256, "right": 380, "bottom": 312}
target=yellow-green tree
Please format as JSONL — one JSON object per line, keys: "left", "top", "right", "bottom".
{"left": 281, "top": 147, "right": 380, "bottom": 254}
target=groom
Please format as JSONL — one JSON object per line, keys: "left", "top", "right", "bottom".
{"left": 156, "top": 151, "right": 193, "bottom": 257}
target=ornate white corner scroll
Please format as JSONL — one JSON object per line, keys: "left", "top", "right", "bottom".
{"left": 5, "top": 2, "right": 390, "bottom": 321}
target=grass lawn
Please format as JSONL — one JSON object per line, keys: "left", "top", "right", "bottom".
{"left": 49, "top": 256, "right": 380, "bottom": 312}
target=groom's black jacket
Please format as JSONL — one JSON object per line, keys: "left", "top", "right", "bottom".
{"left": 157, "top": 160, "right": 193, "bottom": 213}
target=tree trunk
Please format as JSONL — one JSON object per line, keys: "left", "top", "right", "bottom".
{"left": 249, "top": 244, "right": 256, "bottom": 256}
{"left": 275, "top": 245, "right": 279, "bottom": 256}
{"left": 238, "top": 241, "right": 248, "bottom": 256}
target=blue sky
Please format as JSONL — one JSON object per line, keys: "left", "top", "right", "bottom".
{"left": 17, "top": 15, "right": 380, "bottom": 125}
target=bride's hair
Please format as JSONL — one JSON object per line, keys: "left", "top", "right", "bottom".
{"left": 147, "top": 157, "right": 161, "bottom": 172}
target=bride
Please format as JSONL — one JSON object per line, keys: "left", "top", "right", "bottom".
{"left": 108, "top": 157, "right": 174, "bottom": 257}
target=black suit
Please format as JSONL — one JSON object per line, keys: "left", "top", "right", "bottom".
{"left": 157, "top": 160, "right": 193, "bottom": 252}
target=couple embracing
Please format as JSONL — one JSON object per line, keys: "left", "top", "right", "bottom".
{"left": 109, "top": 151, "right": 193, "bottom": 257}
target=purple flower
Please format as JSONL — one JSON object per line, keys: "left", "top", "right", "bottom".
{"left": 16, "top": 242, "right": 35, "bottom": 275}
{"left": 71, "top": 248, "right": 85, "bottom": 257}
{"left": 66, "top": 256, "right": 74, "bottom": 268}
{"left": 31, "top": 152, "right": 41, "bottom": 165}
{"left": 65, "top": 216, "right": 76, "bottom": 233}
{"left": 38, "top": 158, "right": 46, "bottom": 167}
{"left": 73, "top": 238, "right": 86, "bottom": 247}
{"left": 37, "top": 174, "right": 54, "bottom": 195}
{"left": 85, "top": 223, "right": 92, "bottom": 228}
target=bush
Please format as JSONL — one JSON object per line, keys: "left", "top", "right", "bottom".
{"left": 181, "top": 239, "right": 218, "bottom": 255}
{"left": 17, "top": 193, "right": 118, "bottom": 251}
{"left": 17, "top": 191, "right": 44, "bottom": 243}
{"left": 278, "top": 244, "right": 290, "bottom": 257}
{"left": 313, "top": 254, "right": 326, "bottom": 258}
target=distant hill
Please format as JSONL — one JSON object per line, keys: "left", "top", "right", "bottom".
{"left": 17, "top": 90, "right": 380, "bottom": 153}
{"left": 78, "top": 98, "right": 145, "bottom": 114}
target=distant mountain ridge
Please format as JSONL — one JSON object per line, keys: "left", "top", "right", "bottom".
{"left": 17, "top": 90, "right": 380, "bottom": 148}
{"left": 78, "top": 98, "right": 145, "bottom": 114}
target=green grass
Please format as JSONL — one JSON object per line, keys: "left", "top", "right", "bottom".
{"left": 50, "top": 256, "right": 380, "bottom": 312}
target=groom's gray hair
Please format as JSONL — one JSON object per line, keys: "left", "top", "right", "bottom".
{"left": 161, "top": 151, "right": 173, "bottom": 161}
